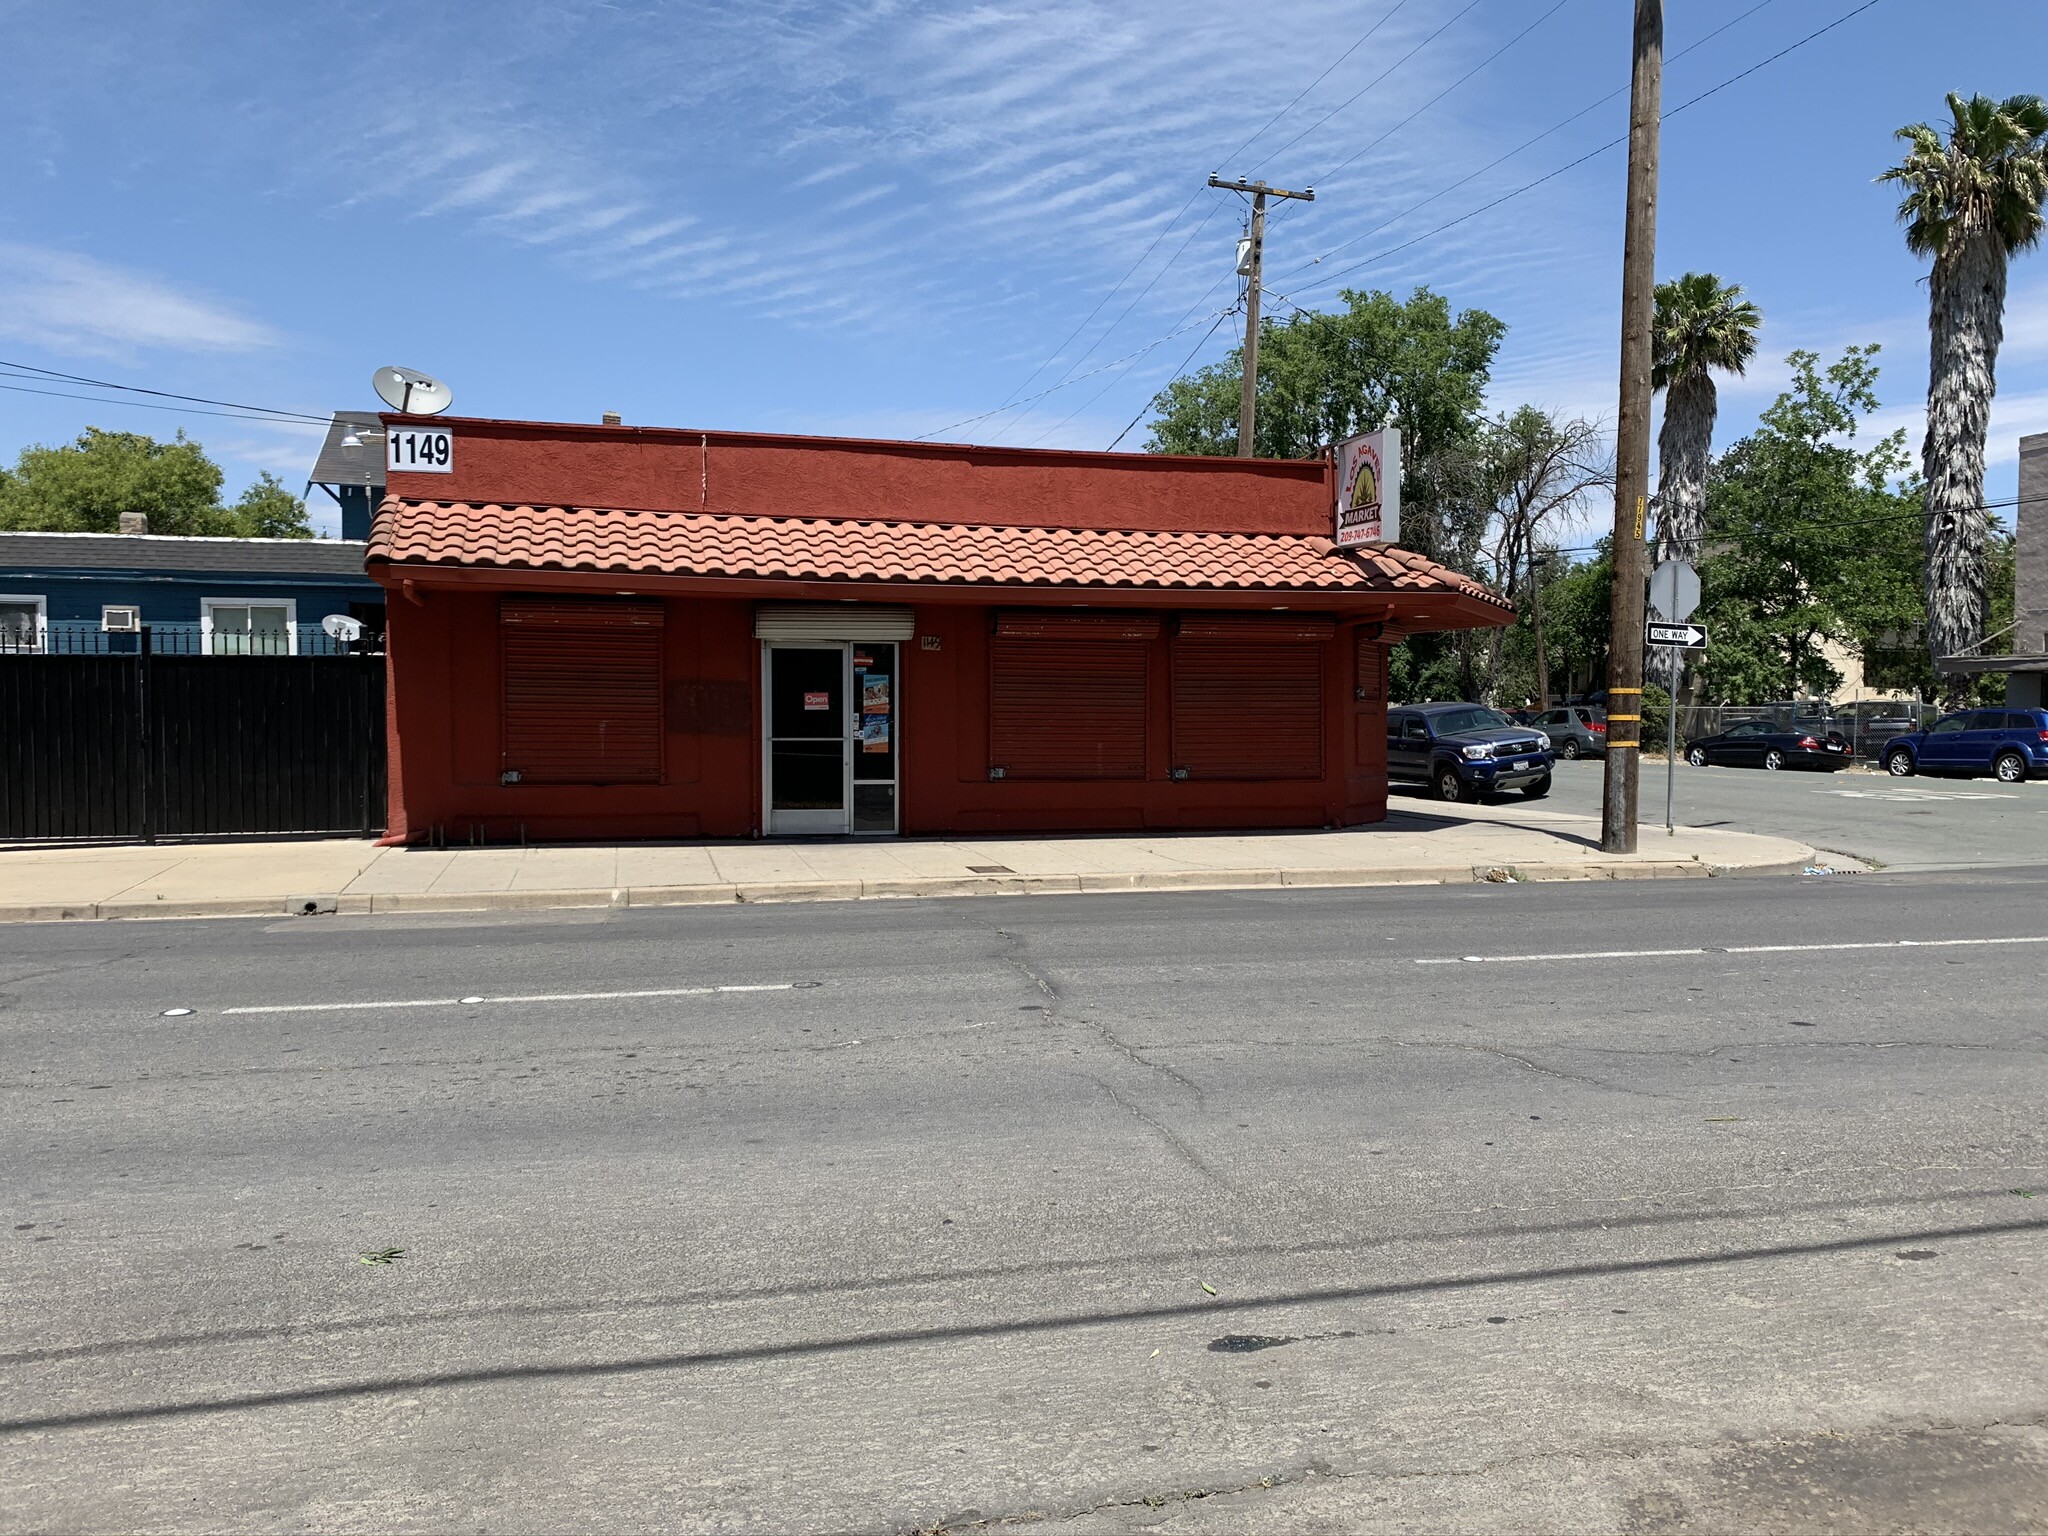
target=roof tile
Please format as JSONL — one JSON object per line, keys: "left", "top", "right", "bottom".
{"left": 369, "top": 499, "right": 1508, "bottom": 609}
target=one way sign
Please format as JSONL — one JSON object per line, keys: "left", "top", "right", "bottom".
{"left": 1646, "top": 620, "right": 1708, "bottom": 648}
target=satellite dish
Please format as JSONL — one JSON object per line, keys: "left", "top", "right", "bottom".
{"left": 372, "top": 366, "right": 453, "bottom": 416}
{"left": 321, "top": 613, "right": 366, "bottom": 641}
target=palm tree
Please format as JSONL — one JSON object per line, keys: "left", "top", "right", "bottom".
{"left": 1651, "top": 273, "right": 1761, "bottom": 566}
{"left": 1880, "top": 92, "right": 2048, "bottom": 686}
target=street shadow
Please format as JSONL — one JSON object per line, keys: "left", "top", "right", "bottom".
{"left": 7, "top": 1212, "right": 2044, "bottom": 1437}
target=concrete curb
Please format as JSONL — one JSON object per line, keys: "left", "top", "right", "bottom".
{"left": 0, "top": 846, "right": 1820, "bottom": 923}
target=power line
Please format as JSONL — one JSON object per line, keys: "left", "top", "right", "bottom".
{"left": 1277, "top": 0, "right": 1885, "bottom": 305}
{"left": 980, "top": 3, "right": 1416, "bottom": 428}
{"left": 1297, "top": 0, "right": 1575, "bottom": 198}
{"left": 985, "top": 189, "right": 1211, "bottom": 415}
{"left": 1534, "top": 490, "right": 2041, "bottom": 562}
{"left": 1271, "top": 0, "right": 1787, "bottom": 285}
{"left": 993, "top": 199, "right": 1228, "bottom": 444}
{"left": 1219, "top": 0, "right": 1414, "bottom": 172}
{"left": 1252, "top": 0, "right": 1489, "bottom": 175}
{"left": 943, "top": 0, "right": 1444, "bottom": 452}
{"left": 0, "top": 358, "right": 332, "bottom": 425}
{"left": 1105, "top": 310, "right": 1239, "bottom": 451}
{"left": 1032, "top": 305, "right": 1234, "bottom": 451}
{"left": 914, "top": 305, "right": 1240, "bottom": 443}
{"left": 0, "top": 380, "right": 329, "bottom": 428}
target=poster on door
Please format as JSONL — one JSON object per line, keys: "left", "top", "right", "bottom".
{"left": 862, "top": 673, "right": 890, "bottom": 712}
{"left": 861, "top": 715, "right": 891, "bottom": 752}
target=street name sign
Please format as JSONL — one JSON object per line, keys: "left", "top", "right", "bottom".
{"left": 1645, "top": 620, "right": 1707, "bottom": 648}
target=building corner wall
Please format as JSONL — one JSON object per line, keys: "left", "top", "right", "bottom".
{"left": 2020, "top": 434, "right": 2047, "bottom": 658}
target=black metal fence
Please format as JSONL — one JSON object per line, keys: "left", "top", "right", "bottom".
{"left": 1, "top": 634, "right": 385, "bottom": 842}
{"left": 2, "top": 620, "right": 381, "bottom": 658}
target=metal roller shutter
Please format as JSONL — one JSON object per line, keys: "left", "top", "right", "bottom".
{"left": 753, "top": 604, "right": 915, "bottom": 641}
{"left": 502, "top": 598, "right": 665, "bottom": 784}
{"left": 1355, "top": 632, "right": 1387, "bottom": 703}
{"left": 994, "top": 612, "right": 1163, "bottom": 641}
{"left": 1176, "top": 614, "right": 1336, "bottom": 642}
{"left": 990, "top": 637, "right": 1148, "bottom": 780}
{"left": 1172, "top": 639, "right": 1323, "bottom": 779}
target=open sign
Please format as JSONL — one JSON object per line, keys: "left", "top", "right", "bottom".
{"left": 803, "top": 691, "right": 830, "bottom": 710}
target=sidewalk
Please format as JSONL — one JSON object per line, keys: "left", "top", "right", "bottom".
{"left": 0, "top": 797, "right": 1825, "bottom": 923}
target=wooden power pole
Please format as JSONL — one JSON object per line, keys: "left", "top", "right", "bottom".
{"left": 1599, "top": 0, "right": 1662, "bottom": 855}
{"left": 1208, "top": 176, "right": 1314, "bottom": 458}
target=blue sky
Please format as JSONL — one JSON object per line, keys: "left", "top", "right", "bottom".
{"left": 3, "top": 0, "right": 2043, "bottom": 539}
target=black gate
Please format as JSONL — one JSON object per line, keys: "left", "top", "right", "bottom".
{"left": 1, "top": 648, "right": 385, "bottom": 841}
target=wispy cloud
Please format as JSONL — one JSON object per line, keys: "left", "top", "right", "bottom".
{"left": 0, "top": 242, "right": 281, "bottom": 357}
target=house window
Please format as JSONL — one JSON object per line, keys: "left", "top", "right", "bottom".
{"left": 202, "top": 598, "right": 297, "bottom": 656}
{"left": 0, "top": 595, "right": 47, "bottom": 653}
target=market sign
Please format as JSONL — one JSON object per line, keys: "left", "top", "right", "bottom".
{"left": 1333, "top": 427, "right": 1400, "bottom": 548}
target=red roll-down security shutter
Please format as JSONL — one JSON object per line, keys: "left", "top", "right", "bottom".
{"left": 1355, "top": 631, "right": 1387, "bottom": 703}
{"left": 1172, "top": 619, "right": 1326, "bottom": 780}
{"left": 989, "top": 614, "right": 1157, "bottom": 780}
{"left": 501, "top": 598, "right": 665, "bottom": 785}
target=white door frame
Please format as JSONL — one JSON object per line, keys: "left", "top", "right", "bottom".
{"left": 761, "top": 640, "right": 902, "bottom": 837}
{"left": 763, "top": 642, "right": 851, "bottom": 836}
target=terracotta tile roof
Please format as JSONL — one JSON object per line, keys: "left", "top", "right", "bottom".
{"left": 371, "top": 499, "right": 1509, "bottom": 609}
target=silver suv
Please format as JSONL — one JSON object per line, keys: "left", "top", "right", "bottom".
{"left": 1529, "top": 705, "right": 1608, "bottom": 759}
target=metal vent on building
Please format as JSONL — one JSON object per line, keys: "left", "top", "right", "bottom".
{"left": 752, "top": 604, "right": 916, "bottom": 642}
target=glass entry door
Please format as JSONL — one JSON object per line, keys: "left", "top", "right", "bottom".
{"left": 765, "top": 643, "right": 898, "bottom": 835}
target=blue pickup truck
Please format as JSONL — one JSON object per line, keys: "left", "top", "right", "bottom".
{"left": 1387, "top": 702, "right": 1556, "bottom": 803}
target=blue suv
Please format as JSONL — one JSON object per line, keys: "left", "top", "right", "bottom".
{"left": 1387, "top": 702, "right": 1556, "bottom": 803}
{"left": 1881, "top": 707, "right": 2048, "bottom": 784}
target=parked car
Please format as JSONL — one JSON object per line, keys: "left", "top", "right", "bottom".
{"left": 1683, "top": 720, "right": 1852, "bottom": 771}
{"left": 1387, "top": 702, "right": 1556, "bottom": 803}
{"left": 1528, "top": 704, "right": 1608, "bottom": 759}
{"left": 1879, "top": 708, "right": 2048, "bottom": 783}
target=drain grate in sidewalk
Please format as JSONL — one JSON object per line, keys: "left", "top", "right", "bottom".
{"left": 966, "top": 864, "right": 1015, "bottom": 874}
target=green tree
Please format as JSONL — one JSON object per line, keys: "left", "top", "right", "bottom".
{"left": 1147, "top": 286, "right": 1506, "bottom": 700}
{"left": 1652, "top": 272, "right": 1761, "bottom": 564}
{"left": 1471, "top": 407, "right": 1611, "bottom": 705}
{"left": 1540, "top": 544, "right": 1615, "bottom": 702}
{"left": 1879, "top": 92, "right": 2048, "bottom": 690}
{"left": 1696, "top": 347, "right": 1915, "bottom": 703}
{"left": 0, "top": 428, "right": 230, "bottom": 535}
{"left": 230, "top": 471, "right": 313, "bottom": 539}
{"left": 0, "top": 429, "right": 312, "bottom": 538}
{"left": 1146, "top": 286, "right": 1503, "bottom": 558}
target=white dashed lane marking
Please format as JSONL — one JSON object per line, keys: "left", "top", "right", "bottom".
{"left": 217, "top": 983, "right": 815, "bottom": 1016}
{"left": 1417, "top": 936, "right": 2048, "bottom": 966}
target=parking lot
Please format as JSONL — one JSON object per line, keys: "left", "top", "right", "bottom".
{"left": 1531, "top": 756, "right": 2048, "bottom": 871}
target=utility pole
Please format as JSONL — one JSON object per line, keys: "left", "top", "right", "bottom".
{"left": 1209, "top": 176, "right": 1314, "bottom": 458}
{"left": 1599, "top": 0, "right": 1662, "bottom": 855}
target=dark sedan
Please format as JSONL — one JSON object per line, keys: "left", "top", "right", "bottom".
{"left": 1682, "top": 720, "right": 1853, "bottom": 772}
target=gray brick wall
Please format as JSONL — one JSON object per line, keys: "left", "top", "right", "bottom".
{"left": 2022, "top": 433, "right": 2048, "bottom": 656}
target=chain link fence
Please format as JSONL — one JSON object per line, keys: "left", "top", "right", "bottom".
{"left": 1634, "top": 696, "right": 1938, "bottom": 760}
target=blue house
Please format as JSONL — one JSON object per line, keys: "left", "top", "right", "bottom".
{"left": 0, "top": 527, "right": 382, "bottom": 655}
{"left": 306, "top": 410, "right": 385, "bottom": 543}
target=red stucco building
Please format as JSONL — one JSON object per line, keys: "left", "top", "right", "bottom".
{"left": 367, "top": 416, "right": 1509, "bottom": 843}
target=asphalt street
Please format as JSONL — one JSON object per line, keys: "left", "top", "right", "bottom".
{"left": 1528, "top": 756, "right": 2048, "bottom": 871}
{"left": 5, "top": 872, "right": 2048, "bottom": 1534}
